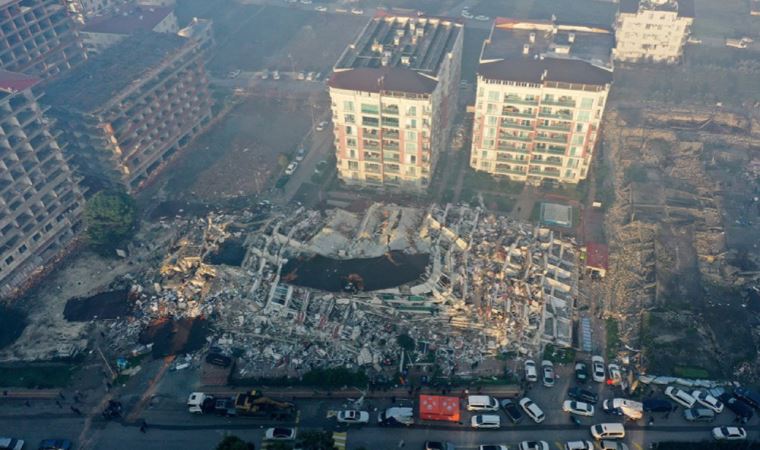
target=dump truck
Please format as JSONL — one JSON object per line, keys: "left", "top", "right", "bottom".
{"left": 233, "top": 390, "right": 297, "bottom": 419}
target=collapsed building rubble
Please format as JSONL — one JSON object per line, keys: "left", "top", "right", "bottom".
{"left": 93, "top": 203, "right": 581, "bottom": 380}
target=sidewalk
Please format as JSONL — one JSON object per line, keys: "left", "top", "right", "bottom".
{"left": 202, "top": 384, "right": 520, "bottom": 400}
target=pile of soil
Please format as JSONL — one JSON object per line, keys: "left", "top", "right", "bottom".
{"left": 139, "top": 317, "right": 210, "bottom": 358}
{"left": 0, "top": 306, "right": 27, "bottom": 349}
{"left": 63, "top": 289, "right": 131, "bottom": 322}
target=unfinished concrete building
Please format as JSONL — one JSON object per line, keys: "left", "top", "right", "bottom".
{"left": 328, "top": 13, "right": 463, "bottom": 192}
{"left": 0, "top": 0, "right": 86, "bottom": 79}
{"left": 79, "top": 4, "right": 178, "bottom": 55}
{"left": 613, "top": 0, "right": 695, "bottom": 64}
{"left": 177, "top": 17, "right": 213, "bottom": 59}
{"left": 470, "top": 18, "right": 614, "bottom": 186}
{"left": 0, "top": 70, "right": 84, "bottom": 297}
{"left": 42, "top": 31, "right": 212, "bottom": 192}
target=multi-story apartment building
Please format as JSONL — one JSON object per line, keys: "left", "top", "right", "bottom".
{"left": 177, "top": 17, "right": 213, "bottom": 59}
{"left": 470, "top": 18, "right": 614, "bottom": 185}
{"left": 613, "top": 0, "right": 695, "bottom": 63}
{"left": 0, "top": 70, "right": 84, "bottom": 297}
{"left": 80, "top": 4, "right": 178, "bottom": 55}
{"left": 0, "top": 0, "right": 86, "bottom": 79}
{"left": 328, "top": 13, "right": 463, "bottom": 192}
{"left": 43, "top": 31, "right": 212, "bottom": 192}
{"left": 65, "top": 0, "right": 173, "bottom": 24}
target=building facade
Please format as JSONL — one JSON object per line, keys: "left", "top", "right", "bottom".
{"left": 43, "top": 32, "right": 212, "bottom": 192}
{"left": 177, "top": 17, "right": 213, "bottom": 58}
{"left": 0, "top": 70, "right": 84, "bottom": 297}
{"left": 613, "top": 0, "right": 695, "bottom": 63}
{"left": 470, "top": 18, "right": 613, "bottom": 185}
{"left": 80, "top": 4, "right": 178, "bottom": 55}
{"left": 0, "top": 0, "right": 86, "bottom": 79}
{"left": 328, "top": 14, "right": 463, "bottom": 192}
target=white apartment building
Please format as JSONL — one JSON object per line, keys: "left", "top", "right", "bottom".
{"left": 613, "top": 0, "right": 695, "bottom": 63}
{"left": 328, "top": 14, "right": 463, "bottom": 192}
{"left": 471, "top": 18, "right": 614, "bottom": 185}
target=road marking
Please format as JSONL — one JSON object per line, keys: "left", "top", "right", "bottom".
{"left": 326, "top": 410, "right": 338, "bottom": 419}
{"left": 555, "top": 441, "right": 564, "bottom": 449}
{"left": 333, "top": 431, "right": 347, "bottom": 449}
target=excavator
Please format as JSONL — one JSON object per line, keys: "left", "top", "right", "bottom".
{"left": 233, "top": 390, "right": 297, "bottom": 419}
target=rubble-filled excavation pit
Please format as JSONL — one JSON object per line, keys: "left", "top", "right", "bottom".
{"left": 281, "top": 251, "right": 429, "bottom": 292}
{"left": 0, "top": 306, "right": 27, "bottom": 349}
{"left": 139, "top": 317, "right": 210, "bottom": 358}
{"left": 63, "top": 289, "right": 132, "bottom": 322}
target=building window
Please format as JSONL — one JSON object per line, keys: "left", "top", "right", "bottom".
{"left": 343, "top": 100, "right": 354, "bottom": 112}
{"left": 405, "top": 118, "right": 417, "bottom": 129}
{"left": 407, "top": 154, "right": 417, "bottom": 164}
{"left": 347, "top": 138, "right": 357, "bottom": 147}
{"left": 361, "top": 103, "right": 378, "bottom": 114}
{"left": 406, "top": 141, "right": 418, "bottom": 152}
{"left": 348, "top": 161, "right": 359, "bottom": 170}
{"left": 487, "top": 115, "right": 497, "bottom": 126}
{"left": 484, "top": 139, "right": 494, "bottom": 149}
{"left": 572, "top": 135, "right": 585, "bottom": 145}
{"left": 488, "top": 90, "right": 500, "bottom": 101}
{"left": 344, "top": 114, "right": 355, "bottom": 124}
{"left": 577, "top": 111, "right": 590, "bottom": 122}
{"left": 581, "top": 98, "right": 594, "bottom": 109}
{"left": 405, "top": 130, "right": 417, "bottom": 141}
{"left": 346, "top": 126, "right": 354, "bottom": 135}
{"left": 406, "top": 105, "right": 417, "bottom": 116}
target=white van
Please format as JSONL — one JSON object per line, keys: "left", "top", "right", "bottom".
{"left": 590, "top": 423, "right": 626, "bottom": 440}
{"left": 471, "top": 414, "right": 501, "bottom": 429}
{"left": 466, "top": 395, "right": 499, "bottom": 411}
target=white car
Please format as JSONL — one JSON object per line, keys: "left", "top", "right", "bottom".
{"left": 541, "top": 360, "right": 555, "bottom": 387}
{"left": 314, "top": 5, "right": 327, "bottom": 12}
{"left": 665, "top": 386, "right": 696, "bottom": 408}
{"left": 315, "top": 121, "right": 328, "bottom": 131}
{"left": 712, "top": 426, "right": 747, "bottom": 440}
{"left": 518, "top": 442, "right": 549, "bottom": 450}
{"left": 471, "top": 414, "right": 500, "bottom": 429}
{"left": 285, "top": 161, "right": 298, "bottom": 175}
{"left": 295, "top": 147, "right": 306, "bottom": 162}
{"left": 607, "top": 364, "right": 622, "bottom": 385}
{"left": 591, "top": 356, "right": 605, "bottom": 383}
{"left": 474, "top": 15, "right": 490, "bottom": 21}
{"left": 336, "top": 410, "right": 369, "bottom": 424}
{"left": 350, "top": 7, "right": 364, "bottom": 15}
{"left": 461, "top": 9, "right": 473, "bottom": 19}
{"left": 692, "top": 390, "right": 724, "bottom": 413}
{"left": 524, "top": 359, "right": 538, "bottom": 382}
{"left": 565, "top": 441, "right": 594, "bottom": 450}
{"left": 0, "top": 437, "right": 24, "bottom": 450}
{"left": 562, "top": 400, "right": 595, "bottom": 417}
{"left": 264, "top": 427, "right": 296, "bottom": 440}
{"left": 519, "top": 397, "right": 545, "bottom": 423}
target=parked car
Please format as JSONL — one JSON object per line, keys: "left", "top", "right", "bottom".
{"left": 602, "top": 398, "right": 643, "bottom": 420}
{"left": 424, "top": 442, "right": 455, "bottom": 450}
{"left": 607, "top": 364, "right": 622, "bottom": 385}
{"left": 297, "top": 71, "right": 306, "bottom": 80}
{"left": 600, "top": 441, "right": 629, "bottom": 450}
{"left": 565, "top": 441, "right": 594, "bottom": 450}
{"left": 563, "top": 400, "right": 595, "bottom": 417}
{"left": 350, "top": 7, "right": 364, "bottom": 15}
{"left": 315, "top": 121, "right": 328, "bottom": 131}
{"left": 683, "top": 407, "right": 716, "bottom": 422}
{"left": 712, "top": 426, "right": 747, "bottom": 441}
{"left": 575, "top": 362, "right": 589, "bottom": 383}
{"left": 590, "top": 423, "right": 625, "bottom": 440}
{"left": 38, "top": 440, "right": 73, "bottom": 450}
{"left": 591, "top": 356, "right": 606, "bottom": 383}
{"left": 228, "top": 69, "right": 241, "bottom": 79}
{"left": 692, "top": 390, "right": 724, "bottom": 413}
{"left": 499, "top": 399, "right": 523, "bottom": 423}
{"left": 719, "top": 393, "right": 753, "bottom": 421}
{"left": 643, "top": 398, "right": 673, "bottom": 413}
{"left": 480, "top": 446, "right": 508, "bottom": 450}
{"left": 541, "top": 360, "right": 555, "bottom": 387}
{"left": 474, "top": 14, "right": 490, "bottom": 21}
{"left": 264, "top": 427, "right": 296, "bottom": 440}
{"left": 295, "top": 147, "right": 306, "bottom": 162}
{"left": 734, "top": 387, "right": 760, "bottom": 409}
{"left": 568, "top": 386, "right": 598, "bottom": 404}
{"left": 0, "top": 437, "right": 24, "bottom": 450}
{"left": 519, "top": 397, "right": 545, "bottom": 423}
{"left": 518, "top": 442, "right": 549, "bottom": 450}
{"left": 336, "top": 410, "right": 369, "bottom": 424}
{"left": 285, "top": 161, "right": 298, "bottom": 175}
{"left": 314, "top": 5, "right": 327, "bottom": 12}
{"left": 524, "top": 359, "right": 538, "bottom": 382}
{"left": 272, "top": 70, "right": 280, "bottom": 80}
{"left": 466, "top": 395, "right": 499, "bottom": 411}
{"left": 471, "top": 414, "right": 501, "bottom": 429}
{"left": 306, "top": 71, "right": 315, "bottom": 81}
{"left": 665, "top": 386, "right": 696, "bottom": 408}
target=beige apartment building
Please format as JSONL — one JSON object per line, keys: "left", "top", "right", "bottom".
{"left": 328, "top": 13, "right": 463, "bottom": 192}
{"left": 0, "top": 70, "right": 85, "bottom": 297}
{"left": 613, "top": 0, "right": 695, "bottom": 63}
{"left": 470, "top": 18, "right": 613, "bottom": 185}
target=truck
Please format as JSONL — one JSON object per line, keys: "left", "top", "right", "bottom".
{"left": 188, "top": 392, "right": 212, "bottom": 414}
{"left": 378, "top": 406, "right": 414, "bottom": 426}
{"left": 233, "top": 390, "right": 297, "bottom": 419}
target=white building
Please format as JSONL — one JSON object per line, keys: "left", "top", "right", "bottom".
{"left": 470, "top": 18, "right": 613, "bottom": 185}
{"left": 80, "top": 4, "right": 179, "bottom": 55}
{"left": 327, "top": 14, "right": 463, "bottom": 192}
{"left": 613, "top": 0, "right": 695, "bottom": 64}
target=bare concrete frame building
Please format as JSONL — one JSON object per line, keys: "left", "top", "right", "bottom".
{"left": 79, "top": 4, "right": 178, "bottom": 55}
{"left": 43, "top": 32, "right": 212, "bottom": 192}
{"left": 328, "top": 13, "right": 463, "bottom": 192}
{"left": 0, "top": 0, "right": 86, "bottom": 79}
{"left": 613, "top": 0, "right": 695, "bottom": 64}
{"left": 0, "top": 70, "right": 84, "bottom": 297}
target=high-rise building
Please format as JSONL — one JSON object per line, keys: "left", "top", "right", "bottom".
{"left": 79, "top": 4, "right": 178, "bottom": 55}
{"left": 65, "top": 0, "right": 131, "bottom": 23}
{"left": 0, "top": 70, "right": 84, "bottom": 297}
{"left": 613, "top": 0, "right": 695, "bottom": 64}
{"left": 470, "top": 18, "right": 614, "bottom": 185}
{"left": 43, "top": 31, "right": 212, "bottom": 192}
{"left": 328, "top": 13, "right": 463, "bottom": 192}
{"left": 0, "top": 0, "right": 86, "bottom": 79}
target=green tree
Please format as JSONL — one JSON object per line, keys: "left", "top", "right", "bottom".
{"left": 84, "top": 190, "right": 137, "bottom": 255}
{"left": 396, "top": 333, "right": 415, "bottom": 352}
{"left": 215, "top": 435, "right": 254, "bottom": 450}
{"left": 296, "top": 430, "right": 334, "bottom": 450}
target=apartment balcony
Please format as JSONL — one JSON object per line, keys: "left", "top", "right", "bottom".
{"left": 362, "top": 152, "right": 381, "bottom": 162}
{"left": 538, "top": 111, "right": 573, "bottom": 121}
{"left": 498, "top": 133, "right": 532, "bottom": 142}
{"left": 504, "top": 95, "right": 538, "bottom": 106}
{"left": 494, "top": 164, "right": 527, "bottom": 175}
{"left": 362, "top": 141, "right": 380, "bottom": 150}
{"left": 384, "top": 164, "right": 400, "bottom": 174}
{"left": 541, "top": 98, "right": 576, "bottom": 107}
{"left": 496, "top": 154, "right": 528, "bottom": 164}
{"left": 531, "top": 157, "right": 563, "bottom": 167}
{"left": 497, "top": 143, "right": 530, "bottom": 154}
{"left": 383, "top": 142, "right": 400, "bottom": 151}
{"left": 529, "top": 167, "right": 561, "bottom": 177}
{"left": 381, "top": 105, "right": 399, "bottom": 115}
{"left": 502, "top": 108, "right": 534, "bottom": 118}
{"left": 535, "top": 134, "right": 568, "bottom": 145}
{"left": 382, "top": 128, "right": 399, "bottom": 139}
{"left": 537, "top": 122, "right": 572, "bottom": 132}
{"left": 500, "top": 120, "right": 533, "bottom": 131}
{"left": 383, "top": 153, "right": 400, "bottom": 163}
{"left": 534, "top": 145, "right": 567, "bottom": 156}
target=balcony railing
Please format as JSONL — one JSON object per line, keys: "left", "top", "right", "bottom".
{"left": 500, "top": 120, "right": 533, "bottom": 131}
{"left": 496, "top": 155, "right": 529, "bottom": 164}
{"left": 499, "top": 133, "right": 532, "bottom": 142}
{"left": 531, "top": 158, "right": 563, "bottom": 167}
{"left": 537, "top": 123, "right": 572, "bottom": 132}
{"left": 504, "top": 95, "right": 538, "bottom": 106}
{"left": 535, "top": 134, "right": 568, "bottom": 144}
{"left": 542, "top": 98, "right": 576, "bottom": 107}
{"left": 538, "top": 111, "right": 573, "bottom": 121}
{"left": 497, "top": 143, "right": 530, "bottom": 154}
{"left": 502, "top": 109, "right": 534, "bottom": 118}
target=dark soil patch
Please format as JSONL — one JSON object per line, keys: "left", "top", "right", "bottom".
{"left": 0, "top": 306, "right": 27, "bottom": 350}
{"left": 139, "top": 318, "right": 210, "bottom": 358}
{"left": 204, "top": 240, "right": 246, "bottom": 266}
{"left": 63, "top": 289, "right": 131, "bottom": 322}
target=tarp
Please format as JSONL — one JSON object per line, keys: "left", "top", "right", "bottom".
{"left": 418, "top": 395, "right": 460, "bottom": 422}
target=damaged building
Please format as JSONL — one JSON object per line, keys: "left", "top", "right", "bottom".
{"left": 42, "top": 31, "right": 212, "bottom": 192}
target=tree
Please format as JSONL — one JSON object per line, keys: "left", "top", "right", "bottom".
{"left": 84, "top": 190, "right": 137, "bottom": 255}
{"left": 396, "top": 333, "right": 415, "bottom": 352}
{"left": 215, "top": 435, "right": 254, "bottom": 450}
{"left": 277, "top": 153, "right": 290, "bottom": 170}
{"left": 296, "top": 430, "right": 334, "bottom": 450}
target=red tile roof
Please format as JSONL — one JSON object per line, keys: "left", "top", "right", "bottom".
{"left": 328, "top": 67, "right": 437, "bottom": 94}
{"left": 0, "top": 70, "right": 39, "bottom": 92}
{"left": 585, "top": 242, "right": 609, "bottom": 270}
{"left": 82, "top": 5, "right": 173, "bottom": 34}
